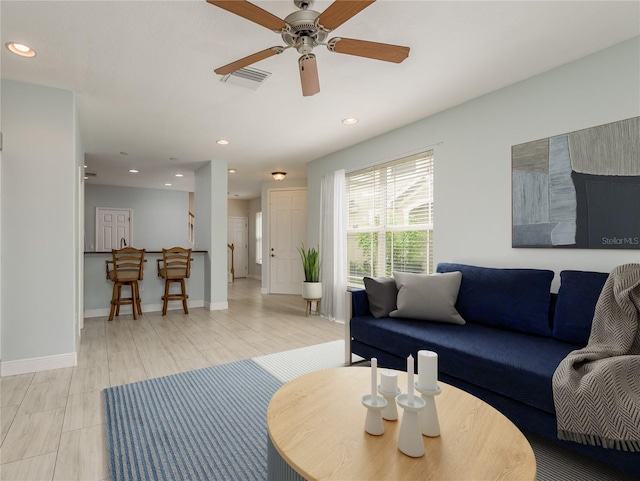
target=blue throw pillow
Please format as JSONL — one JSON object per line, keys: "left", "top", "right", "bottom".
{"left": 436, "top": 263, "right": 554, "bottom": 336}
{"left": 552, "top": 270, "right": 609, "bottom": 345}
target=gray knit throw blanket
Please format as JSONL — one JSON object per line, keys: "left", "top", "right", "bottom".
{"left": 552, "top": 263, "right": 640, "bottom": 451}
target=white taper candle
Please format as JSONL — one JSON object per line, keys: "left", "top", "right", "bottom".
{"left": 371, "top": 357, "right": 377, "bottom": 404}
{"left": 407, "top": 354, "right": 414, "bottom": 405}
{"left": 418, "top": 350, "right": 438, "bottom": 391}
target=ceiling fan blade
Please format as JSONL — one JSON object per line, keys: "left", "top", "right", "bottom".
{"left": 317, "top": 0, "right": 376, "bottom": 31}
{"left": 328, "top": 37, "right": 409, "bottom": 63}
{"left": 207, "top": 0, "right": 287, "bottom": 31}
{"left": 299, "top": 54, "right": 320, "bottom": 97}
{"left": 214, "top": 47, "right": 284, "bottom": 75}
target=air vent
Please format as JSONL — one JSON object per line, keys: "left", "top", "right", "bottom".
{"left": 85, "top": 172, "right": 97, "bottom": 177}
{"left": 220, "top": 67, "right": 272, "bottom": 90}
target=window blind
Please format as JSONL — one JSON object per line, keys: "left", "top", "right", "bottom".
{"left": 346, "top": 151, "right": 434, "bottom": 286}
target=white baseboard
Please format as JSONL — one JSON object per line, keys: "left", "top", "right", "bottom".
{"left": 206, "top": 301, "right": 228, "bottom": 311}
{"left": 1, "top": 351, "right": 77, "bottom": 377}
{"left": 84, "top": 300, "right": 205, "bottom": 318}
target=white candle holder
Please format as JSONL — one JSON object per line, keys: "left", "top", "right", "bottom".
{"left": 395, "top": 393, "right": 426, "bottom": 457}
{"left": 361, "top": 394, "right": 388, "bottom": 435}
{"left": 378, "top": 385, "right": 400, "bottom": 421}
{"left": 415, "top": 382, "right": 442, "bottom": 437}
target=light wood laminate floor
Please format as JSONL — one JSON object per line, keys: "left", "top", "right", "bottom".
{"left": 0, "top": 279, "right": 343, "bottom": 481}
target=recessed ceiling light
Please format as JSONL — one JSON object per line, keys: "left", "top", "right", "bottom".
{"left": 228, "top": 169, "right": 237, "bottom": 174}
{"left": 6, "top": 42, "right": 36, "bottom": 57}
{"left": 164, "top": 183, "right": 172, "bottom": 186}
{"left": 342, "top": 118, "right": 358, "bottom": 125}
{"left": 84, "top": 165, "right": 87, "bottom": 168}
{"left": 217, "top": 139, "right": 230, "bottom": 145}
{"left": 128, "top": 169, "right": 138, "bottom": 173}
{"left": 84, "top": 176, "right": 89, "bottom": 180}
{"left": 174, "top": 173, "right": 184, "bottom": 177}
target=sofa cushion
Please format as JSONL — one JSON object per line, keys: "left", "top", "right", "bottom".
{"left": 390, "top": 271, "right": 465, "bottom": 325}
{"left": 349, "top": 315, "right": 575, "bottom": 414}
{"left": 553, "top": 270, "right": 609, "bottom": 345}
{"left": 436, "top": 263, "right": 554, "bottom": 337}
{"left": 363, "top": 276, "right": 398, "bottom": 318}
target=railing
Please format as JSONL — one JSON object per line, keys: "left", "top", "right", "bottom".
{"left": 227, "top": 243, "right": 235, "bottom": 282}
{"left": 188, "top": 212, "right": 195, "bottom": 244}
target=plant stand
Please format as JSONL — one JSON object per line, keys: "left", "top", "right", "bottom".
{"left": 304, "top": 298, "right": 321, "bottom": 317}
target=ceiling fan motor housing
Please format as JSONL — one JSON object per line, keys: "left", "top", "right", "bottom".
{"left": 282, "top": 9, "right": 327, "bottom": 54}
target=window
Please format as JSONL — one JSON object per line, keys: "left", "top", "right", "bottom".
{"left": 346, "top": 151, "right": 434, "bottom": 286}
{"left": 255, "top": 211, "right": 262, "bottom": 265}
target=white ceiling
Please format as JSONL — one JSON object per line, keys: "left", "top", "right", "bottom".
{"left": 2, "top": 1, "right": 639, "bottom": 199}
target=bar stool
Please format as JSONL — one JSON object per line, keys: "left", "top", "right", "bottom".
{"left": 157, "top": 247, "right": 192, "bottom": 315}
{"left": 105, "top": 247, "right": 145, "bottom": 321}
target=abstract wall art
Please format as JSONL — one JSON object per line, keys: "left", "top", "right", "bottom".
{"left": 512, "top": 116, "right": 640, "bottom": 249}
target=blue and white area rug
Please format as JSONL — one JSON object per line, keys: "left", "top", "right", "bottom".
{"left": 105, "top": 340, "right": 637, "bottom": 481}
{"left": 104, "top": 341, "right": 347, "bottom": 481}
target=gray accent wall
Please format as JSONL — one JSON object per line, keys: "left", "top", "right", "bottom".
{"left": 195, "top": 161, "right": 228, "bottom": 308}
{"left": 1, "top": 80, "right": 79, "bottom": 362}
{"left": 85, "top": 184, "right": 190, "bottom": 251}
{"left": 307, "top": 37, "right": 640, "bottom": 290}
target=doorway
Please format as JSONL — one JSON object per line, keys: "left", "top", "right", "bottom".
{"left": 96, "top": 207, "right": 132, "bottom": 251}
{"left": 227, "top": 217, "right": 248, "bottom": 280}
{"left": 269, "top": 188, "right": 307, "bottom": 294}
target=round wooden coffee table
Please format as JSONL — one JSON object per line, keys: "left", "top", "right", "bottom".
{"left": 267, "top": 367, "right": 536, "bottom": 481}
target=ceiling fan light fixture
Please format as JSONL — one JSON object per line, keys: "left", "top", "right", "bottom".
{"left": 208, "top": 0, "right": 410, "bottom": 97}
{"left": 299, "top": 53, "right": 320, "bottom": 96}
{"left": 272, "top": 171, "right": 287, "bottom": 181}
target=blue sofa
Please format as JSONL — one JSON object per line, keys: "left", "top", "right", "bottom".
{"left": 346, "top": 263, "right": 639, "bottom": 477}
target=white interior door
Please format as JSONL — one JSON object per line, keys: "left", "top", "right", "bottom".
{"left": 269, "top": 189, "right": 307, "bottom": 294}
{"left": 227, "top": 217, "right": 248, "bottom": 280}
{"left": 96, "top": 207, "right": 131, "bottom": 251}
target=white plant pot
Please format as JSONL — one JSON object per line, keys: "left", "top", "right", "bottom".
{"left": 302, "top": 282, "right": 322, "bottom": 300}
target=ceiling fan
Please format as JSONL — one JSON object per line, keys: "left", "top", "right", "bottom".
{"left": 208, "top": 0, "right": 410, "bottom": 96}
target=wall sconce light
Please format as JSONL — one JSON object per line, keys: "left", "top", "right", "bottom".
{"left": 272, "top": 171, "right": 287, "bottom": 181}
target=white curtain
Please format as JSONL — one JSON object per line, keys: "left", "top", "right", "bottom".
{"left": 320, "top": 169, "right": 347, "bottom": 321}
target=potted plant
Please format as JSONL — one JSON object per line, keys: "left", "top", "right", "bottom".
{"left": 298, "top": 243, "right": 322, "bottom": 299}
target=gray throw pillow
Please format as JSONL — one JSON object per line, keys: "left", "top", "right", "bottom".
{"left": 390, "top": 271, "right": 465, "bottom": 325}
{"left": 363, "top": 277, "right": 398, "bottom": 318}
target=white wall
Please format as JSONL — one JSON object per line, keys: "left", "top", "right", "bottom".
{"left": 307, "top": 37, "right": 640, "bottom": 291}
{"left": 1, "top": 80, "right": 79, "bottom": 368}
{"left": 85, "top": 184, "right": 190, "bottom": 251}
